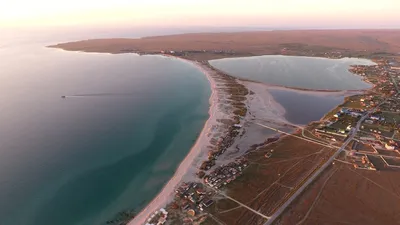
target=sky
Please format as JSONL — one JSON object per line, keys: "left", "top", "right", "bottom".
{"left": 1, "top": 0, "right": 399, "bottom": 29}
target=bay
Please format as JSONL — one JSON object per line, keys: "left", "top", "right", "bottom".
{"left": 0, "top": 44, "right": 210, "bottom": 225}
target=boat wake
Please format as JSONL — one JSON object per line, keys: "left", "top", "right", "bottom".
{"left": 61, "top": 93, "right": 138, "bottom": 98}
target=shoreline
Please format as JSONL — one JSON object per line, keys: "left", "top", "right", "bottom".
{"left": 223, "top": 74, "right": 373, "bottom": 94}
{"left": 129, "top": 55, "right": 372, "bottom": 224}
{"left": 129, "top": 56, "right": 290, "bottom": 225}
{"left": 46, "top": 35, "right": 400, "bottom": 224}
{"left": 128, "top": 57, "right": 219, "bottom": 225}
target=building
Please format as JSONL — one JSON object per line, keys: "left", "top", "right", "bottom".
{"left": 187, "top": 209, "right": 196, "bottom": 217}
{"left": 385, "top": 143, "right": 395, "bottom": 150}
{"left": 202, "top": 199, "right": 214, "bottom": 208}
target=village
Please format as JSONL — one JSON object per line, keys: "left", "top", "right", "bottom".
{"left": 313, "top": 58, "right": 400, "bottom": 171}
{"left": 145, "top": 182, "right": 214, "bottom": 225}
{"left": 143, "top": 157, "right": 250, "bottom": 225}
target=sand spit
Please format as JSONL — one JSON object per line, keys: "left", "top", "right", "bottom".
{"left": 128, "top": 59, "right": 219, "bottom": 225}
{"left": 129, "top": 57, "right": 289, "bottom": 225}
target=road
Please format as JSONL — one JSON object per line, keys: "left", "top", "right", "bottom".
{"left": 294, "top": 168, "right": 339, "bottom": 225}
{"left": 215, "top": 188, "right": 272, "bottom": 220}
{"left": 256, "top": 121, "right": 400, "bottom": 159}
{"left": 258, "top": 65, "right": 395, "bottom": 224}
{"left": 263, "top": 109, "right": 372, "bottom": 225}
{"left": 254, "top": 122, "right": 336, "bottom": 149}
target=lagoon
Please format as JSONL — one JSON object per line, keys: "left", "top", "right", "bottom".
{"left": 209, "top": 55, "right": 375, "bottom": 90}
{"left": 268, "top": 88, "right": 349, "bottom": 125}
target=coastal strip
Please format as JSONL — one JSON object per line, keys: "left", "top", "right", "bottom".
{"left": 129, "top": 56, "right": 289, "bottom": 225}
{"left": 49, "top": 34, "right": 400, "bottom": 225}
{"left": 128, "top": 58, "right": 220, "bottom": 225}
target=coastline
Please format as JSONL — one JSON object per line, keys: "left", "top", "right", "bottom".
{"left": 129, "top": 56, "right": 290, "bottom": 225}
{"left": 46, "top": 33, "right": 400, "bottom": 225}
{"left": 130, "top": 54, "right": 368, "bottom": 224}
{"left": 128, "top": 57, "right": 219, "bottom": 225}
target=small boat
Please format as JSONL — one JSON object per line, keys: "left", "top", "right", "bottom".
{"left": 61, "top": 96, "right": 66, "bottom": 98}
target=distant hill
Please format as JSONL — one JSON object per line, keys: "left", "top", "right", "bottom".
{"left": 50, "top": 29, "right": 400, "bottom": 59}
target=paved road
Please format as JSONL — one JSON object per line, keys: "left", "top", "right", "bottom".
{"left": 263, "top": 110, "right": 371, "bottom": 225}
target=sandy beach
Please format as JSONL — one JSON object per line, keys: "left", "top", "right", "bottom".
{"left": 128, "top": 58, "right": 220, "bottom": 225}
{"left": 129, "top": 57, "right": 290, "bottom": 225}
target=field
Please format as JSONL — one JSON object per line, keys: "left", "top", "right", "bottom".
{"left": 51, "top": 30, "right": 400, "bottom": 60}
{"left": 207, "top": 134, "right": 336, "bottom": 225}
{"left": 376, "top": 149, "right": 400, "bottom": 157}
{"left": 276, "top": 163, "right": 400, "bottom": 225}
{"left": 382, "top": 157, "right": 400, "bottom": 167}
{"left": 382, "top": 112, "right": 400, "bottom": 124}
{"left": 394, "top": 131, "right": 400, "bottom": 140}
{"left": 351, "top": 141, "right": 376, "bottom": 153}
{"left": 367, "top": 155, "right": 388, "bottom": 170}
{"left": 360, "top": 124, "right": 394, "bottom": 137}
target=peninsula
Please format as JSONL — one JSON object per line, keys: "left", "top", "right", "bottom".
{"left": 51, "top": 29, "right": 400, "bottom": 225}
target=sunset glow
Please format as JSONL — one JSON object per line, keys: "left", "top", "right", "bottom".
{"left": 1, "top": 0, "right": 399, "bottom": 28}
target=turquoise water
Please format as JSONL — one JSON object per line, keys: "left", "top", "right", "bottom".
{"left": 209, "top": 55, "right": 375, "bottom": 90}
{"left": 0, "top": 43, "right": 210, "bottom": 224}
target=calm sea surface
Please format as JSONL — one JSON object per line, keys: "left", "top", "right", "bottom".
{"left": 0, "top": 36, "right": 210, "bottom": 225}
{"left": 210, "top": 55, "right": 376, "bottom": 90}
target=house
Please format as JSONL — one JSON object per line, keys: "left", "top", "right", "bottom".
{"left": 369, "top": 115, "right": 385, "bottom": 121}
{"left": 385, "top": 143, "right": 395, "bottom": 150}
{"left": 350, "top": 112, "right": 363, "bottom": 117}
{"left": 370, "top": 115, "right": 381, "bottom": 120}
{"left": 187, "top": 209, "right": 196, "bottom": 217}
{"left": 233, "top": 124, "right": 242, "bottom": 128}
{"left": 365, "top": 120, "right": 374, "bottom": 124}
{"left": 182, "top": 204, "right": 190, "bottom": 210}
{"left": 340, "top": 108, "right": 349, "bottom": 114}
{"left": 196, "top": 188, "right": 206, "bottom": 195}
{"left": 202, "top": 199, "right": 214, "bottom": 208}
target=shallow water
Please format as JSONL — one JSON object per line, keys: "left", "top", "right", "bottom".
{"left": 268, "top": 88, "right": 349, "bottom": 125}
{"left": 210, "top": 55, "right": 375, "bottom": 90}
{"left": 0, "top": 44, "right": 210, "bottom": 225}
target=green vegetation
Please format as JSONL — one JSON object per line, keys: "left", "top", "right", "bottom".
{"left": 381, "top": 112, "right": 400, "bottom": 124}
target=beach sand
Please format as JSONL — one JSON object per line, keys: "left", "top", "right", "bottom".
{"left": 128, "top": 58, "right": 289, "bottom": 225}
{"left": 128, "top": 58, "right": 219, "bottom": 225}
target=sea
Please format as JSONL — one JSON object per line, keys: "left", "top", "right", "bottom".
{"left": 0, "top": 28, "right": 211, "bottom": 225}
{"left": 210, "top": 55, "right": 376, "bottom": 125}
